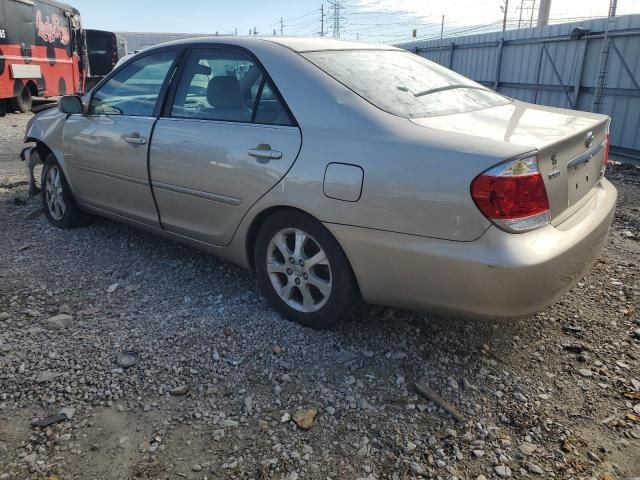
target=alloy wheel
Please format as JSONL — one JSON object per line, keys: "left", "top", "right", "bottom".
{"left": 266, "top": 228, "right": 332, "bottom": 313}
{"left": 45, "top": 165, "right": 66, "bottom": 220}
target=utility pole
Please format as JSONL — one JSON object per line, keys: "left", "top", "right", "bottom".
{"left": 319, "top": 4, "right": 325, "bottom": 37}
{"left": 518, "top": 0, "right": 525, "bottom": 28}
{"left": 609, "top": 0, "right": 617, "bottom": 16}
{"left": 440, "top": 15, "right": 445, "bottom": 38}
{"left": 280, "top": 17, "right": 284, "bottom": 35}
{"left": 502, "top": 0, "right": 510, "bottom": 32}
{"left": 234, "top": 27, "right": 238, "bottom": 36}
{"left": 537, "top": 0, "right": 550, "bottom": 26}
{"left": 529, "top": 0, "right": 536, "bottom": 27}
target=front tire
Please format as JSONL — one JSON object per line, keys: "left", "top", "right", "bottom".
{"left": 255, "top": 210, "right": 360, "bottom": 329}
{"left": 41, "top": 155, "right": 92, "bottom": 229}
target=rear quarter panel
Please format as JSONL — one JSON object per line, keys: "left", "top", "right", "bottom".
{"left": 244, "top": 41, "right": 528, "bottom": 242}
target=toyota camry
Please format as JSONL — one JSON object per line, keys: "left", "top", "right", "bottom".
{"left": 22, "top": 37, "right": 617, "bottom": 329}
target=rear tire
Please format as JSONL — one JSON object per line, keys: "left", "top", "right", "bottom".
{"left": 8, "top": 84, "right": 33, "bottom": 113}
{"left": 254, "top": 210, "right": 360, "bottom": 329}
{"left": 41, "top": 154, "right": 92, "bottom": 229}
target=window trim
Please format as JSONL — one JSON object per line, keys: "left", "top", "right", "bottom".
{"left": 161, "top": 44, "right": 298, "bottom": 128}
{"left": 250, "top": 77, "right": 266, "bottom": 123}
{"left": 87, "top": 46, "right": 185, "bottom": 118}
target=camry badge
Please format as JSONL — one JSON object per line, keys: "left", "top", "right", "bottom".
{"left": 585, "top": 131, "right": 594, "bottom": 148}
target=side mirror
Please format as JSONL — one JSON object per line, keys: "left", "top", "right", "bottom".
{"left": 58, "top": 95, "right": 84, "bottom": 114}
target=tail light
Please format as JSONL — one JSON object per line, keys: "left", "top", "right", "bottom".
{"left": 601, "top": 133, "right": 610, "bottom": 176}
{"left": 471, "top": 154, "right": 550, "bottom": 233}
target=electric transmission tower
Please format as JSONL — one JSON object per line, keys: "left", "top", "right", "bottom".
{"left": 328, "top": 0, "right": 344, "bottom": 38}
{"left": 516, "top": 0, "right": 538, "bottom": 28}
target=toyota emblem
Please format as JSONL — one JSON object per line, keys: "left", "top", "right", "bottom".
{"left": 585, "top": 131, "right": 594, "bottom": 148}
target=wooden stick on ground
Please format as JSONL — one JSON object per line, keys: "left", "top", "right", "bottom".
{"left": 415, "top": 379, "right": 467, "bottom": 423}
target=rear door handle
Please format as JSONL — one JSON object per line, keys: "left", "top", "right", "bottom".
{"left": 248, "top": 145, "right": 282, "bottom": 160}
{"left": 124, "top": 135, "right": 147, "bottom": 145}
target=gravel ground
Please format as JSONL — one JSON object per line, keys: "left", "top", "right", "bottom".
{"left": 1, "top": 112, "right": 639, "bottom": 480}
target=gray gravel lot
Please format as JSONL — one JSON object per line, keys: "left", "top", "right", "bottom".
{"left": 1, "top": 111, "right": 639, "bottom": 480}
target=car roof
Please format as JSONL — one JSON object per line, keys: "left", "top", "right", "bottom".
{"left": 148, "top": 36, "right": 400, "bottom": 53}
{"left": 263, "top": 37, "right": 400, "bottom": 52}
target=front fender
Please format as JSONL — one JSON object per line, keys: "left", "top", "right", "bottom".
{"left": 23, "top": 107, "right": 71, "bottom": 195}
{"left": 24, "top": 107, "right": 68, "bottom": 165}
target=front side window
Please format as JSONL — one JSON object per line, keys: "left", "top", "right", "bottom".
{"left": 171, "top": 48, "right": 293, "bottom": 126}
{"left": 90, "top": 50, "right": 177, "bottom": 116}
{"left": 303, "top": 50, "right": 511, "bottom": 118}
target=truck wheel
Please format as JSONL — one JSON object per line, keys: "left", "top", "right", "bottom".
{"left": 8, "top": 83, "right": 33, "bottom": 113}
{"left": 0, "top": 100, "right": 6, "bottom": 117}
{"left": 41, "top": 154, "right": 92, "bottom": 229}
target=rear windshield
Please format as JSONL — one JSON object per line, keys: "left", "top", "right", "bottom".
{"left": 303, "top": 50, "right": 511, "bottom": 118}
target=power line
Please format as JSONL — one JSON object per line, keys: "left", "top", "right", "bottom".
{"left": 246, "top": 2, "right": 610, "bottom": 44}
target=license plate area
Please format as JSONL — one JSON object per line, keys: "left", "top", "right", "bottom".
{"left": 567, "top": 143, "right": 603, "bottom": 206}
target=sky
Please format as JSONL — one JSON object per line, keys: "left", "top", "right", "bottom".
{"left": 70, "top": 0, "right": 640, "bottom": 44}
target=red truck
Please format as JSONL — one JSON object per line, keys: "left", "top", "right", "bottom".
{"left": 0, "top": 0, "right": 87, "bottom": 116}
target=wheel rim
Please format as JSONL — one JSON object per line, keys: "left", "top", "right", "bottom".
{"left": 45, "top": 166, "right": 66, "bottom": 220}
{"left": 266, "top": 228, "right": 332, "bottom": 313}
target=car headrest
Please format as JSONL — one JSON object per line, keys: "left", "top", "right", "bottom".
{"left": 207, "top": 76, "right": 244, "bottom": 110}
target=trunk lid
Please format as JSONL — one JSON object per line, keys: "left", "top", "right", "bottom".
{"left": 411, "top": 101, "right": 609, "bottom": 222}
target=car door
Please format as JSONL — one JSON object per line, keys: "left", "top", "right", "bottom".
{"left": 62, "top": 49, "right": 179, "bottom": 226}
{"left": 149, "top": 47, "right": 302, "bottom": 246}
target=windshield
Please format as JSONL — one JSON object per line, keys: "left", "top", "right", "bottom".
{"left": 302, "top": 50, "right": 511, "bottom": 118}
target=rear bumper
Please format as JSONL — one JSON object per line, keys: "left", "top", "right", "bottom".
{"left": 325, "top": 179, "right": 617, "bottom": 320}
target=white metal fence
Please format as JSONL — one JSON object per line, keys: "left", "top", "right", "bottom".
{"left": 398, "top": 15, "right": 640, "bottom": 161}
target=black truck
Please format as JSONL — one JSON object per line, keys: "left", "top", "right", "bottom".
{"left": 85, "top": 29, "right": 126, "bottom": 90}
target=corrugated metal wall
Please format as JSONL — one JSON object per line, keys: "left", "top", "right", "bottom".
{"left": 398, "top": 15, "right": 640, "bottom": 160}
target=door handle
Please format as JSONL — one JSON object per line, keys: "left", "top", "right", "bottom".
{"left": 124, "top": 135, "right": 147, "bottom": 145}
{"left": 248, "top": 145, "right": 282, "bottom": 160}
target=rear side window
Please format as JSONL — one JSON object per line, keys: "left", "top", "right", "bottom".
{"left": 254, "top": 82, "right": 292, "bottom": 126}
{"left": 303, "top": 50, "right": 511, "bottom": 118}
{"left": 90, "top": 51, "right": 177, "bottom": 116}
{"left": 170, "top": 48, "right": 294, "bottom": 126}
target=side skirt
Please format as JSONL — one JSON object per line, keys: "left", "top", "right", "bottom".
{"left": 78, "top": 203, "right": 248, "bottom": 269}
